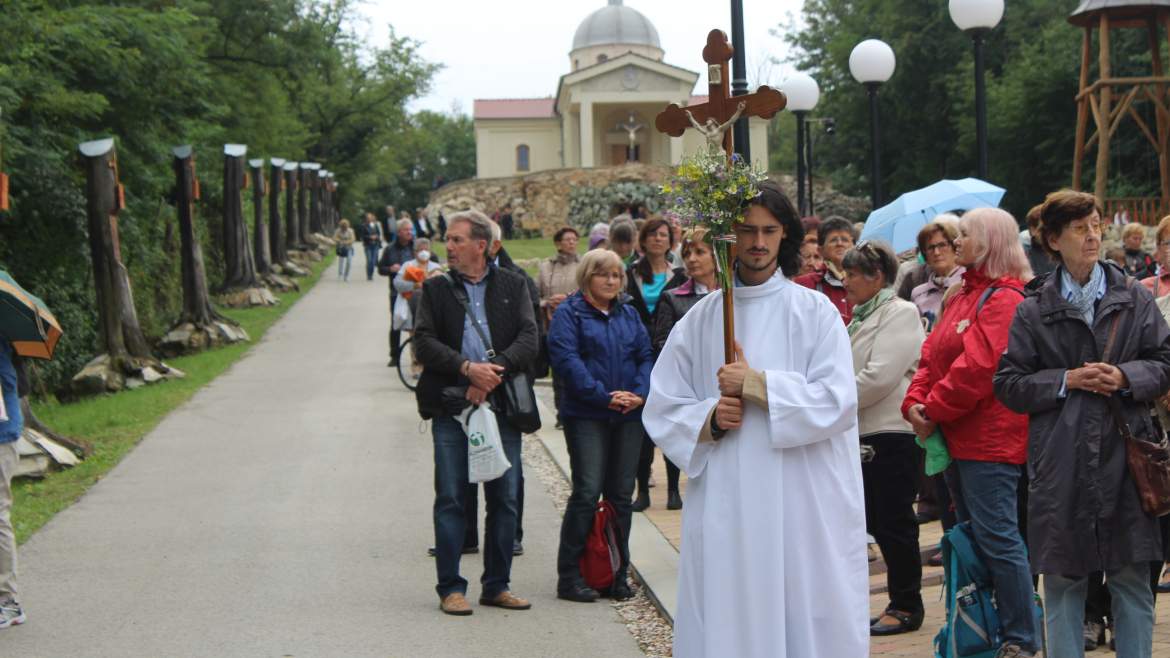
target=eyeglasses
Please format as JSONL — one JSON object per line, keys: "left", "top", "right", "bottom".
{"left": 1066, "top": 221, "right": 1102, "bottom": 238}
{"left": 825, "top": 235, "right": 854, "bottom": 246}
{"left": 924, "top": 241, "right": 953, "bottom": 253}
{"left": 1159, "top": 240, "right": 1170, "bottom": 248}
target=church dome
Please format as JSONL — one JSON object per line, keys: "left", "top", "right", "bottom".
{"left": 572, "top": 0, "right": 661, "bottom": 51}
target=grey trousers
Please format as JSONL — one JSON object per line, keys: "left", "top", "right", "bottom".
{"left": 0, "top": 441, "right": 17, "bottom": 602}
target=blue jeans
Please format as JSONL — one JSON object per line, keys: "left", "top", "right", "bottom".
{"left": 948, "top": 459, "right": 1039, "bottom": 653}
{"left": 432, "top": 413, "right": 521, "bottom": 599}
{"left": 1045, "top": 562, "right": 1153, "bottom": 658}
{"left": 337, "top": 250, "right": 351, "bottom": 279}
{"left": 556, "top": 416, "right": 642, "bottom": 589}
{"left": 364, "top": 243, "right": 379, "bottom": 280}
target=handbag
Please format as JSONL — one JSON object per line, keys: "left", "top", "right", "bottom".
{"left": 1102, "top": 293, "right": 1170, "bottom": 517}
{"left": 447, "top": 274, "right": 542, "bottom": 434}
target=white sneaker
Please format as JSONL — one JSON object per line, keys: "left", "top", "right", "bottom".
{"left": 0, "top": 599, "right": 25, "bottom": 629}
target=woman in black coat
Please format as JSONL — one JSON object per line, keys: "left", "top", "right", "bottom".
{"left": 626, "top": 218, "right": 686, "bottom": 511}
{"left": 647, "top": 231, "right": 718, "bottom": 510}
{"left": 993, "top": 190, "right": 1170, "bottom": 658}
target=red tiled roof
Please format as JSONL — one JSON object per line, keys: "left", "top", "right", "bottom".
{"left": 474, "top": 98, "right": 557, "bottom": 119}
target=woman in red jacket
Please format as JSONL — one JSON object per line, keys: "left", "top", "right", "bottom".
{"left": 901, "top": 207, "right": 1038, "bottom": 658}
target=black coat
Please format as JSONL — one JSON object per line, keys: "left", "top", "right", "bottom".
{"left": 994, "top": 263, "right": 1170, "bottom": 576}
{"left": 625, "top": 260, "right": 686, "bottom": 329}
{"left": 377, "top": 239, "right": 415, "bottom": 293}
{"left": 650, "top": 280, "right": 711, "bottom": 355}
{"left": 496, "top": 247, "right": 546, "bottom": 378}
{"left": 412, "top": 265, "right": 540, "bottom": 419}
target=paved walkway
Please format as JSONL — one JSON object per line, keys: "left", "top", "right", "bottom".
{"left": 2, "top": 271, "right": 643, "bottom": 657}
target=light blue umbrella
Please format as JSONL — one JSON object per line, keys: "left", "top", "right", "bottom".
{"left": 859, "top": 178, "right": 1006, "bottom": 253}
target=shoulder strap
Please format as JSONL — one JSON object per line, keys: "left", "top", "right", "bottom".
{"left": 444, "top": 273, "right": 496, "bottom": 358}
{"left": 946, "top": 524, "right": 992, "bottom": 586}
{"left": 975, "top": 285, "right": 1025, "bottom": 317}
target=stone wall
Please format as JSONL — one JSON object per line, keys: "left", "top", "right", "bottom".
{"left": 427, "top": 163, "right": 871, "bottom": 237}
{"left": 427, "top": 163, "right": 672, "bottom": 237}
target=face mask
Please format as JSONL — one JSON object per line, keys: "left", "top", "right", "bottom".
{"left": 417, "top": 250, "right": 431, "bottom": 262}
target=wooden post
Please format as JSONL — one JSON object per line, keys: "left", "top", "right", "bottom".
{"left": 249, "top": 158, "right": 271, "bottom": 274}
{"left": 78, "top": 138, "right": 153, "bottom": 364}
{"left": 297, "top": 163, "right": 312, "bottom": 246}
{"left": 1095, "top": 13, "right": 1113, "bottom": 204}
{"left": 284, "top": 161, "right": 300, "bottom": 251}
{"left": 304, "top": 162, "right": 323, "bottom": 236}
{"left": 172, "top": 146, "right": 219, "bottom": 325}
{"left": 268, "top": 158, "right": 287, "bottom": 265}
{"left": 1073, "top": 27, "right": 1092, "bottom": 190}
{"left": 221, "top": 144, "right": 259, "bottom": 290}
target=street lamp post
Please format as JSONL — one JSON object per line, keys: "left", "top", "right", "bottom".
{"left": 849, "top": 39, "right": 897, "bottom": 209}
{"left": 782, "top": 73, "right": 820, "bottom": 216}
{"left": 730, "top": 0, "right": 751, "bottom": 160}
{"left": 806, "top": 117, "right": 835, "bottom": 216}
{"left": 949, "top": 0, "right": 1004, "bottom": 180}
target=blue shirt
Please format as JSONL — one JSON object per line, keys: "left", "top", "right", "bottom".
{"left": 459, "top": 269, "right": 494, "bottom": 363}
{"left": 1057, "top": 264, "right": 1110, "bottom": 398}
{"left": 0, "top": 340, "right": 23, "bottom": 443}
{"left": 642, "top": 272, "right": 668, "bottom": 315}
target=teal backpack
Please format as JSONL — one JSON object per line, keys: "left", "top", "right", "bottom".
{"left": 934, "top": 522, "right": 1003, "bottom": 658}
{"left": 934, "top": 522, "right": 1044, "bottom": 658}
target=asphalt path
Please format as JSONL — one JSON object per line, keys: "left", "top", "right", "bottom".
{"left": 1, "top": 266, "right": 644, "bottom": 657}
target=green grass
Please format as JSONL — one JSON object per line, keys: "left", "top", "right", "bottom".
{"left": 12, "top": 256, "right": 332, "bottom": 543}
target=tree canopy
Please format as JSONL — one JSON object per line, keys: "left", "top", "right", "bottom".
{"left": 0, "top": 0, "right": 470, "bottom": 393}
{"left": 774, "top": 0, "right": 1165, "bottom": 219}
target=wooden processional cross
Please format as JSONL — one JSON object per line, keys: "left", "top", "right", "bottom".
{"left": 654, "top": 29, "right": 786, "bottom": 363}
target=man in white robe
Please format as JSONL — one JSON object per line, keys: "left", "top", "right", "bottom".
{"left": 644, "top": 182, "right": 869, "bottom": 658}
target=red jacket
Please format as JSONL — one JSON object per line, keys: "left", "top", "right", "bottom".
{"left": 794, "top": 266, "right": 851, "bottom": 324}
{"left": 901, "top": 268, "right": 1028, "bottom": 464}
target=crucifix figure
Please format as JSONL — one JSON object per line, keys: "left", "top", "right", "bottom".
{"left": 686, "top": 101, "right": 746, "bottom": 155}
{"left": 617, "top": 112, "right": 644, "bottom": 161}
{"left": 654, "top": 28, "right": 787, "bottom": 364}
{"left": 655, "top": 30, "right": 785, "bottom": 161}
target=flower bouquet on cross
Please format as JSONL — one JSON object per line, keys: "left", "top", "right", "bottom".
{"left": 659, "top": 147, "right": 769, "bottom": 292}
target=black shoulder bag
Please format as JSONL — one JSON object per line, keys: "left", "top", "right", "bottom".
{"left": 448, "top": 274, "right": 542, "bottom": 434}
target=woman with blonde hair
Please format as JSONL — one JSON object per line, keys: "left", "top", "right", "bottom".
{"left": 1142, "top": 215, "right": 1170, "bottom": 298}
{"left": 548, "top": 248, "right": 653, "bottom": 603}
{"left": 903, "top": 208, "right": 1038, "bottom": 658}
{"left": 332, "top": 218, "right": 356, "bottom": 281}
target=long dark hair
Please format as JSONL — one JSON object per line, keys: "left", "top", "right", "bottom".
{"left": 634, "top": 217, "right": 675, "bottom": 282}
{"left": 744, "top": 180, "right": 804, "bottom": 277}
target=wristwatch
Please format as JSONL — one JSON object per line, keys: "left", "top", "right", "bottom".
{"left": 710, "top": 413, "right": 727, "bottom": 441}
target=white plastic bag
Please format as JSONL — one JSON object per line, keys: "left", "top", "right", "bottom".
{"left": 392, "top": 294, "right": 413, "bottom": 331}
{"left": 460, "top": 404, "right": 511, "bottom": 483}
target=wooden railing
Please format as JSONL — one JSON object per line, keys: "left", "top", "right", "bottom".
{"left": 1103, "top": 197, "right": 1170, "bottom": 226}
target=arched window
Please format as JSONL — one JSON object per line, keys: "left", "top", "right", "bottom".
{"left": 516, "top": 144, "right": 530, "bottom": 172}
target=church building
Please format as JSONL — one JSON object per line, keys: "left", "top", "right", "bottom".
{"left": 472, "top": 0, "right": 771, "bottom": 179}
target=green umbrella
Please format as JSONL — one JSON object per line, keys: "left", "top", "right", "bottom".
{"left": 0, "top": 270, "right": 62, "bottom": 360}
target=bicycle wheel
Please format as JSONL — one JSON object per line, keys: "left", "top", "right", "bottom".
{"left": 396, "top": 337, "right": 421, "bottom": 391}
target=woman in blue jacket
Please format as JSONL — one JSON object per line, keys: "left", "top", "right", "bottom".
{"left": 549, "top": 248, "right": 653, "bottom": 604}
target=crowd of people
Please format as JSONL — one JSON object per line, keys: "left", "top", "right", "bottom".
{"left": 389, "top": 188, "right": 1170, "bottom": 658}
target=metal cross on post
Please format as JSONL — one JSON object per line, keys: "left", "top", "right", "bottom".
{"left": 654, "top": 29, "right": 786, "bottom": 364}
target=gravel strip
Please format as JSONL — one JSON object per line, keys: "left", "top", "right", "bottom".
{"left": 523, "top": 433, "right": 674, "bottom": 657}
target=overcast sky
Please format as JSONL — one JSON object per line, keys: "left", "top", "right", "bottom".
{"left": 357, "top": 0, "right": 806, "bottom": 115}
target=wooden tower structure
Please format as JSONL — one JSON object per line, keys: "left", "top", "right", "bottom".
{"left": 1071, "top": 0, "right": 1170, "bottom": 224}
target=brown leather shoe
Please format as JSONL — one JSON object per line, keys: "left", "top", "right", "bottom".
{"left": 439, "top": 592, "right": 473, "bottom": 616}
{"left": 479, "top": 590, "right": 532, "bottom": 610}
